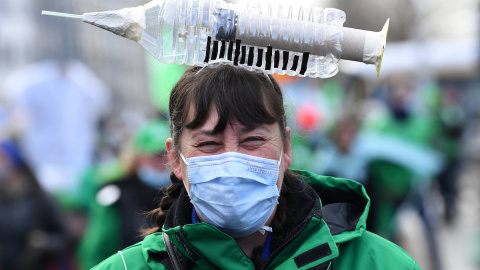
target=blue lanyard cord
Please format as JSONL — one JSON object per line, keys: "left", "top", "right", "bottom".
{"left": 192, "top": 206, "right": 199, "bottom": 224}
{"left": 260, "top": 232, "right": 273, "bottom": 259}
{"left": 191, "top": 206, "right": 273, "bottom": 259}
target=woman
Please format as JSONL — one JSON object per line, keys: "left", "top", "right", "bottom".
{"left": 92, "top": 65, "right": 421, "bottom": 269}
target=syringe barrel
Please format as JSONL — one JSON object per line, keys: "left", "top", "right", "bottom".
{"left": 83, "top": 0, "right": 387, "bottom": 78}
{"left": 233, "top": 5, "right": 344, "bottom": 77}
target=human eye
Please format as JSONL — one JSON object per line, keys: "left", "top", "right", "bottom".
{"left": 241, "top": 137, "right": 265, "bottom": 148}
{"left": 196, "top": 141, "right": 222, "bottom": 153}
{"left": 244, "top": 137, "right": 264, "bottom": 142}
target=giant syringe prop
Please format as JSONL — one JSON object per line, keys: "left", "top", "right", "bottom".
{"left": 42, "top": 0, "right": 389, "bottom": 78}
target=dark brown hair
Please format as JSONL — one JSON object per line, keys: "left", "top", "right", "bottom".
{"left": 169, "top": 65, "right": 288, "bottom": 152}
{"left": 144, "top": 65, "right": 292, "bottom": 237}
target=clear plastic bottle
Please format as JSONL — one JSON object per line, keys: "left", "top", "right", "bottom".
{"left": 137, "top": 0, "right": 345, "bottom": 78}
{"left": 77, "top": 0, "right": 388, "bottom": 78}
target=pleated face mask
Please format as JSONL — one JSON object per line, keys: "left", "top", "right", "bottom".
{"left": 180, "top": 151, "right": 282, "bottom": 238}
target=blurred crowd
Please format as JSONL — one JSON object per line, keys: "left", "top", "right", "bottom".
{"left": 1, "top": 0, "right": 479, "bottom": 269}
{"left": 0, "top": 55, "right": 478, "bottom": 270}
{"left": 279, "top": 73, "right": 477, "bottom": 270}
{"left": 0, "top": 58, "right": 176, "bottom": 270}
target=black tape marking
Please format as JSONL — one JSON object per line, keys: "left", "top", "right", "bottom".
{"left": 203, "top": 36, "right": 212, "bottom": 63}
{"left": 300, "top": 52, "right": 310, "bottom": 75}
{"left": 219, "top": 40, "right": 226, "bottom": 59}
{"left": 240, "top": 46, "right": 247, "bottom": 64}
{"left": 211, "top": 40, "right": 219, "bottom": 60}
{"left": 274, "top": 50, "right": 280, "bottom": 68}
{"left": 282, "top": 51, "right": 289, "bottom": 70}
{"left": 256, "top": 48, "right": 264, "bottom": 67}
{"left": 247, "top": 47, "right": 255, "bottom": 66}
{"left": 234, "top": 40, "right": 241, "bottom": 65}
{"left": 265, "top": 46, "right": 273, "bottom": 70}
{"left": 291, "top": 55, "right": 299, "bottom": 71}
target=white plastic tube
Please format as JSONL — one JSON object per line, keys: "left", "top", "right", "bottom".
{"left": 43, "top": 0, "right": 389, "bottom": 78}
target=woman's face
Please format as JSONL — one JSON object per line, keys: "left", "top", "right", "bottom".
{"left": 166, "top": 105, "right": 292, "bottom": 193}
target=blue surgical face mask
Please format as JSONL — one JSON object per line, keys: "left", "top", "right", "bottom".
{"left": 180, "top": 150, "right": 282, "bottom": 238}
{"left": 137, "top": 165, "right": 171, "bottom": 188}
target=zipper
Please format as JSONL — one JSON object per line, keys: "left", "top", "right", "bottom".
{"left": 259, "top": 213, "right": 320, "bottom": 270}
{"left": 177, "top": 226, "right": 222, "bottom": 270}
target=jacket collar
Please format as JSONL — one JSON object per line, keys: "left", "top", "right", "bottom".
{"left": 141, "top": 171, "right": 369, "bottom": 269}
{"left": 295, "top": 170, "right": 369, "bottom": 243}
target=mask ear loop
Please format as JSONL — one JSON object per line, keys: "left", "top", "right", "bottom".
{"left": 260, "top": 148, "right": 281, "bottom": 235}
{"left": 277, "top": 148, "right": 283, "bottom": 168}
{"left": 276, "top": 147, "right": 284, "bottom": 202}
{"left": 178, "top": 152, "right": 193, "bottom": 197}
{"left": 179, "top": 152, "right": 189, "bottom": 165}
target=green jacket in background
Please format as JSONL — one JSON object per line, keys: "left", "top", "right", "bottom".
{"left": 92, "top": 170, "right": 421, "bottom": 270}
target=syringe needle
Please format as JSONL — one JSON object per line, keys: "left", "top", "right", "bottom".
{"left": 41, "top": 10, "right": 83, "bottom": 19}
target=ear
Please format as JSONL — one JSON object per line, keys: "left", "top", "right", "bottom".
{"left": 166, "top": 138, "right": 183, "bottom": 180}
{"left": 283, "top": 126, "right": 292, "bottom": 171}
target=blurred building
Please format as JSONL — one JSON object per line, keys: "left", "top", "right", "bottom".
{"left": 336, "top": 0, "right": 479, "bottom": 79}
{"left": 0, "top": 0, "right": 154, "bottom": 117}
{"left": 1, "top": 0, "right": 479, "bottom": 115}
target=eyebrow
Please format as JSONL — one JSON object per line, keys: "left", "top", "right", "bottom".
{"left": 190, "top": 129, "right": 217, "bottom": 141}
{"left": 239, "top": 125, "right": 270, "bottom": 134}
{"left": 190, "top": 125, "right": 271, "bottom": 140}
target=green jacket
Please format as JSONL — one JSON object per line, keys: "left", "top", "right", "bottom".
{"left": 92, "top": 171, "right": 421, "bottom": 270}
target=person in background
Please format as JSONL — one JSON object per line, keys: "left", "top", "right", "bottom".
{"left": 92, "top": 65, "right": 421, "bottom": 270}
{"left": 435, "top": 86, "right": 465, "bottom": 224}
{"left": 0, "top": 139, "right": 69, "bottom": 270}
{"left": 2, "top": 59, "right": 109, "bottom": 205}
{"left": 322, "top": 115, "right": 369, "bottom": 184}
{"left": 363, "top": 80, "right": 442, "bottom": 270}
{"left": 77, "top": 119, "right": 171, "bottom": 269}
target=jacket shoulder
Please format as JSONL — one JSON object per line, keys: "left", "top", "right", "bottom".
{"left": 91, "top": 242, "right": 167, "bottom": 270}
{"left": 334, "top": 231, "right": 422, "bottom": 270}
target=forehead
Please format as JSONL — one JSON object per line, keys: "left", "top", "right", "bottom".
{"left": 186, "top": 104, "right": 218, "bottom": 127}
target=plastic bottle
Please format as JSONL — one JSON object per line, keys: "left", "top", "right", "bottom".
{"left": 43, "top": 0, "right": 389, "bottom": 78}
